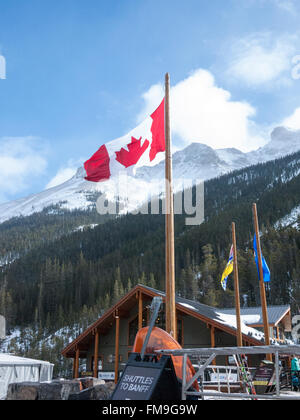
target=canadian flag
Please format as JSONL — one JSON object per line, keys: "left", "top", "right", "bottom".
{"left": 84, "top": 99, "right": 165, "bottom": 182}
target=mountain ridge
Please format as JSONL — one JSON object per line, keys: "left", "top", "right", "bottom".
{"left": 0, "top": 126, "right": 300, "bottom": 224}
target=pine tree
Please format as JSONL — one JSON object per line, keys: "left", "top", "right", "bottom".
{"left": 113, "top": 267, "right": 124, "bottom": 303}
{"left": 200, "top": 244, "right": 217, "bottom": 305}
{"left": 148, "top": 273, "right": 156, "bottom": 289}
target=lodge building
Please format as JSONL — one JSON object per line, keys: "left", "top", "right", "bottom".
{"left": 61, "top": 284, "right": 292, "bottom": 380}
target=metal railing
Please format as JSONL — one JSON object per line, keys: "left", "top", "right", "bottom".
{"left": 155, "top": 344, "right": 300, "bottom": 400}
{"left": 192, "top": 364, "right": 256, "bottom": 394}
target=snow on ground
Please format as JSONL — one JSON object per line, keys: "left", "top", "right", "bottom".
{"left": 0, "top": 329, "right": 21, "bottom": 352}
{"left": 0, "top": 325, "right": 82, "bottom": 355}
{"left": 73, "top": 223, "right": 99, "bottom": 232}
{"left": 202, "top": 390, "right": 300, "bottom": 400}
{"left": 275, "top": 205, "right": 300, "bottom": 229}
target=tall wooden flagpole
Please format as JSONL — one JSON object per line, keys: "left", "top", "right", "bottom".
{"left": 252, "top": 203, "right": 271, "bottom": 359}
{"left": 232, "top": 222, "right": 243, "bottom": 347}
{"left": 165, "top": 73, "right": 177, "bottom": 340}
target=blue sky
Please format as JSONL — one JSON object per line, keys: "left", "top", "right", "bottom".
{"left": 1, "top": 0, "right": 300, "bottom": 202}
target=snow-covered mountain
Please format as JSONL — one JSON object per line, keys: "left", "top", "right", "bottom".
{"left": 136, "top": 143, "right": 256, "bottom": 181}
{"left": 0, "top": 167, "right": 155, "bottom": 224}
{"left": 0, "top": 126, "right": 300, "bottom": 224}
{"left": 251, "top": 127, "right": 300, "bottom": 162}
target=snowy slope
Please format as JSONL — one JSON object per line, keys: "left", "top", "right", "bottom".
{"left": 136, "top": 143, "right": 231, "bottom": 181}
{"left": 275, "top": 205, "right": 300, "bottom": 229}
{"left": 250, "top": 127, "right": 300, "bottom": 163}
{"left": 0, "top": 167, "right": 156, "bottom": 224}
{"left": 1, "top": 126, "right": 300, "bottom": 224}
{"left": 137, "top": 127, "right": 300, "bottom": 181}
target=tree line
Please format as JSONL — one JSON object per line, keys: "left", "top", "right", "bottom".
{"left": 1, "top": 151, "right": 300, "bottom": 333}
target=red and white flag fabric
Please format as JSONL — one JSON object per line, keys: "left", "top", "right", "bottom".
{"left": 84, "top": 99, "right": 165, "bottom": 182}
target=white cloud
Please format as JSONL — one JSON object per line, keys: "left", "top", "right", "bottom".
{"left": 0, "top": 137, "right": 47, "bottom": 203}
{"left": 138, "top": 69, "right": 266, "bottom": 152}
{"left": 272, "top": 0, "right": 297, "bottom": 14}
{"left": 227, "top": 33, "right": 296, "bottom": 86}
{"left": 252, "top": 0, "right": 297, "bottom": 14}
{"left": 282, "top": 107, "right": 300, "bottom": 130}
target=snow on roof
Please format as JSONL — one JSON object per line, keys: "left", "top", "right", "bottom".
{"left": 140, "top": 285, "right": 266, "bottom": 342}
{"left": 220, "top": 305, "right": 290, "bottom": 326}
{"left": 0, "top": 353, "right": 53, "bottom": 366}
{"left": 215, "top": 312, "right": 265, "bottom": 341}
{"left": 179, "top": 303, "right": 197, "bottom": 311}
{"left": 241, "top": 314, "right": 261, "bottom": 325}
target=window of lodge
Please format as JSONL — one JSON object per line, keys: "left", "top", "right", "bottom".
{"left": 128, "top": 309, "right": 148, "bottom": 346}
{"left": 128, "top": 306, "right": 183, "bottom": 346}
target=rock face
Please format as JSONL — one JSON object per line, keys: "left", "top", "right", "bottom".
{"left": 6, "top": 382, "right": 40, "bottom": 400}
{"left": 6, "top": 377, "right": 115, "bottom": 400}
{"left": 78, "top": 377, "right": 106, "bottom": 390}
{"left": 38, "top": 380, "right": 81, "bottom": 400}
{"left": 68, "top": 382, "right": 115, "bottom": 400}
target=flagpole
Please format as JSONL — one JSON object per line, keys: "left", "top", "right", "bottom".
{"left": 252, "top": 203, "right": 271, "bottom": 358}
{"left": 232, "top": 222, "right": 243, "bottom": 347}
{"left": 165, "top": 73, "right": 177, "bottom": 340}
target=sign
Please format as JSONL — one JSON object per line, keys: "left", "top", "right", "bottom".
{"left": 80, "top": 371, "right": 94, "bottom": 377}
{"left": 98, "top": 372, "right": 115, "bottom": 381}
{"left": 253, "top": 363, "right": 275, "bottom": 394}
{"left": 111, "top": 353, "right": 181, "bottom": 401}
{"left": 210, "top": 373, "right": 238, "bottom": 383}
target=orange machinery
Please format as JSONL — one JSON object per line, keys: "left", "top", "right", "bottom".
{"left": 133, "top": 326, "right": 199, "bottom": 392}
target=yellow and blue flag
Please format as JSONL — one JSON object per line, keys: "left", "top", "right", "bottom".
{"left": 221, "top": 245, "right": 234, "bottom": 291}
{"left": 253, "top": 234, "right": 270, "bottom": 283}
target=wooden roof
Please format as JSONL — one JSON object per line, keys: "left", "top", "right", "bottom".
{"left": 62, "top": 284, "right": 268, "bottom": 358}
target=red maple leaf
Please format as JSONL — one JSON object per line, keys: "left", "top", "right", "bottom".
{"left": 115, "top": 136, "right": 150, "bottom": 168}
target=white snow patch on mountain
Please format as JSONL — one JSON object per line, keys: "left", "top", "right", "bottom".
{"left": 275, "top": 205, "right": 300, "bottom": 229}
{"left": 73, "top": 224, "right": 99, "bottom": 233}
{"left": 0, "top": 126, "right": 300, "bottom": 225}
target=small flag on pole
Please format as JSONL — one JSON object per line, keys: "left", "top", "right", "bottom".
{"left": 221, "top": 245, "right": 234, "bottom": 291}
{"left": 253, "top": 234, "right": 270, "bottom": 283}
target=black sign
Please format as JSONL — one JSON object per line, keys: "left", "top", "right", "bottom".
{"left": 111, "top": 353, "right": 181, "bottom": 401}
{"left": 253, "top": 364, "right": 275, "bottom": 395}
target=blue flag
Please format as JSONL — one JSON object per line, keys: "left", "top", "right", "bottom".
{"left": 253, "top": 234, "right": 270, "bottom": 283}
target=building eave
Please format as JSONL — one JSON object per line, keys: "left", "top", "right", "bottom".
{"left": 62, "top": 284, "right": 263, "bottom": 358}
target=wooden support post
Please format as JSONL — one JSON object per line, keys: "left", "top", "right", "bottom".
{"left": 93, "top": 329, "right": 99, "bottom": 378}
{"left": 72, "top": 356, "right": 76, "bottom": 379}
{"left": 138, "top": 291, "right": 143, "bottom": 330}
{"left": 114, "top": 311, "right": 120, "bottom": 384}
{"left": 210, "top": 326, "right": 215, "bottom": 348}
{"left": 164, "top": 72, "right": 177, "bottom": 340}
{"left": 210, "top": 326, "right": 216, "bottom": 366}
{"left": 252, "top": 203, "right": 271, "bottom": 360}
{"left": 74, "top": 348, "right": 80, "bottom": 379}
{"left": 232, "top": 222, "right": 243, "bottom": 348}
